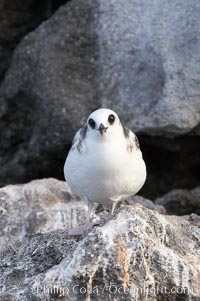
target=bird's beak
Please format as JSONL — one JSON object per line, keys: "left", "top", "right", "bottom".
{"left": 98, "top": 123, "right": 107, "bottom": 136}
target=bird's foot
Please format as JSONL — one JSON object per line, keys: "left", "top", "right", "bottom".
{"left": 68, "top": 220, "right": 100, "bottom": 236}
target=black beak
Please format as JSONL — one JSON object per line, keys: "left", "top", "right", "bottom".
{"left": 98, "top": 123, "right": 107, "bottom": 136}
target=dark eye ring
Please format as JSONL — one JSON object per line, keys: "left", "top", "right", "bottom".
{"left": 88, "top": 118, "right": 95, "bottom": 129}
{"left": 108, "top": 114, "right": 115, "bottom": 125}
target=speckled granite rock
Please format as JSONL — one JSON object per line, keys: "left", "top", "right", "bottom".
{"left": 0, "top": 0, "right": 200, "bottom": 186}
{"left": 0, "top": 204, "right": 200, "bottom": 301}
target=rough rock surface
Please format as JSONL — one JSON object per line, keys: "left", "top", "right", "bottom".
{"left": 0, "top": 178, "right": 200, "bottom": 300}
{"left": 0, "top": 205, "right": 200, "bottom": 300}
{"left": 124, "top": 195, "right": 166, "bottom": 214}
{"left": 0, "top": 178, "right": 165, "bottom": 244}
{"left": 183, "top": 214, "right": 200, "bottom": 228}
{"left": 0, "top": 178, "right": 88, "bottom": 244}
{"left": 0, "top": 0, "right": 200, "bottom": 186}
{"left": 155, "top": 186, "right": 200, "bottom": 215}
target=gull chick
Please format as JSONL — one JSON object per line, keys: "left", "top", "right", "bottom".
{"left": 64, "top": 108, "right": 146, "bottom": 227}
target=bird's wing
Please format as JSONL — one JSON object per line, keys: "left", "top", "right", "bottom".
{"left": 71, "top": 124, "right": 88, "bottom": 153}
{"left": 121, "top": 123, "right": 140, "bottom": 152}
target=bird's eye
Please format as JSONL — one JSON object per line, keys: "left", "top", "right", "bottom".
{"left": 88, "top": 118, "right": 96, "bottom": 129}
{"left": 108, "top": 114, "right": 115, "bottom": 125}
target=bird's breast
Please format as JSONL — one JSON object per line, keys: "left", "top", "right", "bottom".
{"left": 64, "top": 138, "right": 146, "bottom": 203}
{"left": 86, "top": 140, "right": 127, "bottom": 172}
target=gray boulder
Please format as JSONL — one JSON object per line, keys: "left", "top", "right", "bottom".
{"left": 123, "top": 195, "right": 166, "bottom": 214}
{"left": 0, "top": 0, "right": 200, "bottom": 186}
{"left": 0, "top": 0, "right": 56, "bottom": 81}
{"left": 155, "top": 186, "right": 200, "bottom": 215}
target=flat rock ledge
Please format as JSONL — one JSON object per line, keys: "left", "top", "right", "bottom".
{"left": 0, "top": 178, "right": 200, "bottom": 301}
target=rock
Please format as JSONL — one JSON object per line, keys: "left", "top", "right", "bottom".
{"left": 1, "top": 0, "right": 200, "bottom": 186}
{"left": 0, "top": 230, "right": 78, "bottom": 300}
{"left": 125, "top": 195, "right": 166, "bottom": 214}
{"left": 0, "top": 204, "right": 200, "bottom": 301}
{"left": 183, "top": 214, "right": 200, "bottom": 227}
{"left": 0, "top": 178, "right": 165, "bottom": 244}
{"left": 155, "top": 186, "right": 200, "bottom": 215}
{"left": 0, "top": 0, "right": 48, "bottom": 81}
{"left": 0, "top": 178, "right": 88, "bottom": 244}
{"left": 0, "top": 0, "right": 71, "bottom": 81}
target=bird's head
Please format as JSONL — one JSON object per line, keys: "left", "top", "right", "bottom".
{"left": 87, "top": 108, "right": 122, "bottom": 140}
